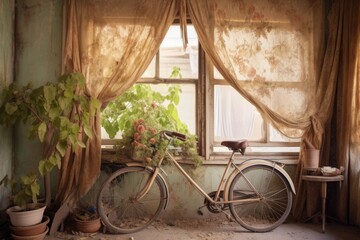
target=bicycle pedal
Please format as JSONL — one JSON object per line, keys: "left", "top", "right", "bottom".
{"left": 197, "top": 209, "right": 204, "bottom": 216}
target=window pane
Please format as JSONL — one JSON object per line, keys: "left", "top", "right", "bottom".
{"left": 101, "top": 84, "right": 196, "bottom": 139}
{"left": 214, "top": 85, "right": 264, "bottom": 141}
{"left": 151, "top": 84, "right": 196, "bottom": 134}
{"left": 214, "top": 67, "right": 225, "bottom": 80}
{"left": 141, "top": 57, "right": 155, "bottom": 78}
{"left": 160, "top": 25, "right": 198, "bottom": 79}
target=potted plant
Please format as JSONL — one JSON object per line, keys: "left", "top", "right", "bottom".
{"left": 101, "top": 83, "right": 202, "bottom": 166}
{"left": 1, "top": 174, "right": 46, "bottom": 228}
{"left": 72, "top": 206, "right": 101, "bottom": 234}
{"left": 0, "top": 73, "right": 99, "bottom": 232}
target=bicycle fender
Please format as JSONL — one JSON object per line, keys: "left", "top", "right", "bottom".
{"left": 123, "top": 164, "right": 169, "bottom": 210}
{"left": 223, "top": 160, "right": 296, "bottom": 202}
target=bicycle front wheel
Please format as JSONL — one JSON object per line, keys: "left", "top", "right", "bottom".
{"left": 228, "top": 165, "right": 292, "bottom": 232}
{"left": 97, "top": 166, "right": 167, "bottom": 234}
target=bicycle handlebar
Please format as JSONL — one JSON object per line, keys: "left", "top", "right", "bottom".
{"left": 162, "top": 130, "right": 187, "bottom": 142}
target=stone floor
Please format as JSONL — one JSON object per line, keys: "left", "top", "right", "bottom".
{"left": 45, "top": 218, "right": 360, "bottom": 240}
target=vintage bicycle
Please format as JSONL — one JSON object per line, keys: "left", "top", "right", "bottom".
{"left": 97, "top": 130, "right": 296, "bottom": 234}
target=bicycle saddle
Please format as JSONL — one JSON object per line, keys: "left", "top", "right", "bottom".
{"left": 221, "top": 141, "right": 248, "bottom": 152}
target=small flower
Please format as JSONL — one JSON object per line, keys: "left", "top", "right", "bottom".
{"left": 132, "top": 141, "right": 140, "bottom": 146}
{"left": 150, "top": 128, "right": 157, "bottom": 134}
{"left": 137, "top": 124, "right": 145, "bottom": 133}
{"left": 134, "top": 133, "right": 140, "bottom": 140}
{"left": 149, "top": 138, "right": 156, "bottom": 144}
{"left": 151, "top": 102, "right": 157, "bottom": 108}
{"left": 145, "top": 157, "right": 152, "bottom": 163}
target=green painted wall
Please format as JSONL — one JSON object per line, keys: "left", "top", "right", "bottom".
{"left": 0, "top": 0, "right": 14, "bottom": 212}
{"left": 83, "top": 163, "right": 296, "bottom": 219}
{"left": 14, "top": 0, "right": 63, "bottom": 181}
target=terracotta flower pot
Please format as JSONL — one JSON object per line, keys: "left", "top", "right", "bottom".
{"left": 11, "top": 226, "right": 48, "bottom": 240}
{"left": 303, "top": 149, "right": 320, "bottom": 170}
{"left": 6, "top": 203, "right": 46, "bottom": 227}
{"left": 10, "top": 215, "right": 50, "bottom": 236}
{"left": 74, "top": 217, "right": 101, "bottom": 233}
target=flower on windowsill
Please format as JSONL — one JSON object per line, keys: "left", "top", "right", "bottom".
{"left": 116, "top": 106, "right": 168, "bottom": 166}
{"left": 113, "top": 99, "right": 202, "bottom": 167}
{"left": 129, "top": 118, "right": 165, "bottom": 164}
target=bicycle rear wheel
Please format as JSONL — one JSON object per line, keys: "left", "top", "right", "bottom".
{"left": 228, "top": 165, "right": 292, "bottom": 232}
{"left": 97, "top": 166, "right": 167, "bottom": 234}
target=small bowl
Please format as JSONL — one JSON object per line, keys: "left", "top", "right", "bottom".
{"left": 11, "top": 226, "right": 48, "bottom": 240}
{"left": 10, "top": 216, "right": 50, "bottom": 236}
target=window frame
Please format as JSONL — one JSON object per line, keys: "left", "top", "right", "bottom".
{"left": 100, "top": 20, "right": 301, "bottom": 162}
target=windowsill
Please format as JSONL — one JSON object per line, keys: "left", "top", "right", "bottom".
{"left": 101, "top": 147, "right": 299, "bottom": 166}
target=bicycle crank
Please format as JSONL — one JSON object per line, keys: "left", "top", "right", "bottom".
{"left": 203, "top": 191, "right": 229, "bottom": 214}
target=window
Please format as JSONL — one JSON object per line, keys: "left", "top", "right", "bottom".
{"left": 101, "top": 21, "right": 302, "bottom": 160}
{"left": 139, "top": 25, "right": 198, "bottom": 135}
{"left": 208, "top": 22, "right": 308, "bottom": 157}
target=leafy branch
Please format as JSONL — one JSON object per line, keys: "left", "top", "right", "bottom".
{"left": 0, "top": 73, "right": 100, "bottom": 206}
{"left": 101, "top": 82, "right": 202, "bottom": 166}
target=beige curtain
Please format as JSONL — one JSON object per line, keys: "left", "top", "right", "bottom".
{"left": 58, "top": 0, "right": 177, "bottom": 205}
{"left": 333, "top": 0, "right": 360, "bottom": 225}
{"left": 187, "top": 0, "right": 343, "bottom": 220}
{"left": 349, "top": 45, "right": 360, "bottom": 226}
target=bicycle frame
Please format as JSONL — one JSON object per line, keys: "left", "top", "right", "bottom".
{"left": 135, "top": 133, "right": 296, "bottom": 208}
{"left": 162, "top": 150, "right": 262, "bottom": 205}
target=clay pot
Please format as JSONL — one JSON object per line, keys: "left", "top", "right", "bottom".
{"left": 11, "top": 226, "right": 48, "bottom": 240}
{"left": 10, "top": 215, "right": 50, "bottom": 236}
{"left": 74, "top": 217, "right": 101, "bottom": 233}
{"left": 303, "top": 149, "right": 320, "bottom": 170}
{"left": 6, "top": 203, "right": 46, "bottom": 227}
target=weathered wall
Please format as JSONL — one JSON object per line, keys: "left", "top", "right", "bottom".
{"left": 83, "top": 163, "right": 296, "bottom": 219}
{"left": 0, "top": 0, "right": 15, "bottom": 212}
{"left": 14, "top": 0, "right": 63, "bottom": 182}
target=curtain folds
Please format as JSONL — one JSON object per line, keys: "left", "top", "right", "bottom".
{"left": 334, "top": 0, "right": 360, "bottom": 225}
{"left": 187, "top": 0, "right": 321, "bottom": 137}
{"left": 186, "top": 0, "right": 348, "bottom": 221}
{"left": 58, "top": 0, "right": 177, "bottom": 206}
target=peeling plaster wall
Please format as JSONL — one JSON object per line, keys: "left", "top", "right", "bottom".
{"left": 14, "top": 0, "right": 63, "bottom": 180}
{"left": 84, "top": 164, "right": 296, "bottom": 219}
{"left": 0, "top": 0, "right": 14, "bottom": 212}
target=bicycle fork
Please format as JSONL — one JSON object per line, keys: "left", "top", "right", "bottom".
{"left": 135, "top": 167, "right": 160, "bottom": 201}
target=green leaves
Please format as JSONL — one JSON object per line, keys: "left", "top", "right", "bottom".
{"left": 101, "top": 80, "right": 202, "bottom": 166}
{"left": 5, "top": 102, "right": 18, "bottom": 115}
{"left": 101, "top": 83, "right": 186, "bottom": 140}
{"left": 83, "top": 125, "right": 93, "bottom": 139}
{"left": 56, "top": 142, "right": 67, "bottom": 157}
{"left": 38, "top": 122, "right": 47, "bottom": 142}
{"left": 0, "top": 72, "right": 100, "bottom": 204}
{"left": 38, "top": 153, "right": 62, "bottom": 176}
{"left": 44, "top": 85, "right": 57, "bottom": 103}
{"left": 6, "top": 173, "right": 41, "bottom": 206}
